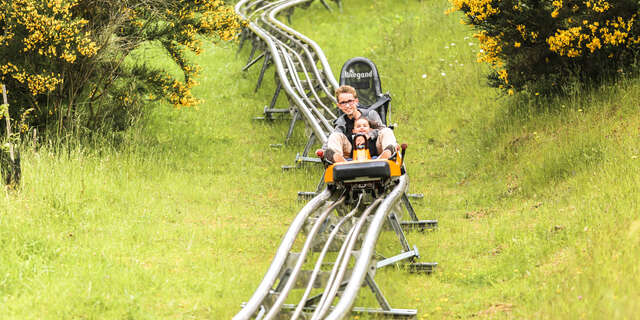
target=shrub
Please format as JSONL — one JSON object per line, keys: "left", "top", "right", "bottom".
{"left": 449, "top": 0, "right": 640, "bottom": 94}
{"left": 0, "top": 0, "right": 243, "bottom": 136}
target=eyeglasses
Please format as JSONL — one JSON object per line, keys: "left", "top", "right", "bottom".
{"left": 338, "top": 99, "right": 356, "bottom": 105}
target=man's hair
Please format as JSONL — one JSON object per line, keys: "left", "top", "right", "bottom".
{"left": 335, "top": 85, "right": 358, "bottom": 100}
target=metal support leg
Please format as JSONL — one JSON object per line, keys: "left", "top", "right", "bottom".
{"left": 302, "top": 133, "right": 316, "bottom": 157}
{"left": 388, "top": 213, "right": 411, "bottom": 252}
{"left": 383, "top": 214, "right": 437, "bottom": 273}
{"left": 242, "top": 52, "right": 265, "bottom": 71}
{"left": 314, "top": 176, "right": 325, "bottom": 193}
{"left": 297, "top": 166, "right": 326, "bottom": 200}
{"left": 255, "top": 82, "right": 289, "bottom": 121}
{"left": 237, "top": 29, "right": 249, "bottom": 55}
{"left": 254, "top": 52, "right": 271, "bottom": 93}
{"left": 293, "top": 133, "right": 321, "bottom": 166}
{"left": 319, "top": 0, "right": 332, "bottom": 11}
{"left": 246, "top": 42, "right": 258, "bottom": 65}
{"left": 269, "top": 82, "right": 282, "bottom": 110}
{"left": 285, "top": 110, "right": 299, "bottom": 144}
{"left": 400, "top": 193, "right": 438, "bottom": 232}
{"left": 401, "top": 193, "right": 419, "bottom": 222}
{"left": 365, "top": 272, "right": 391, "bottom": 311}
{"left": 285, "top": 7, "right": 294, "bottom": 24}
{"left": 283, "top": 133, "right": 321, "bottom": 171}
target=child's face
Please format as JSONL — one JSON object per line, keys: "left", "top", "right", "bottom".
{"left": 353, "top": 119, "right": 370, "bottom": 134}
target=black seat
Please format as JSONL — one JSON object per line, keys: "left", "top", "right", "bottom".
{"left": 339, "top": 57, "right": 391, "bottom": 125}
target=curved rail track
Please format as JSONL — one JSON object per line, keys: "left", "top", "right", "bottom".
{"left": 233, "top": 1, "right": 437, "bottom": 318}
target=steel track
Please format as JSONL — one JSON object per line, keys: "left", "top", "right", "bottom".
{"left": 233, "top": 1, "right": 431, "bottom": 319}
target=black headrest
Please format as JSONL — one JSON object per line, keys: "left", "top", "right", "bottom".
{"left": 339, "top": 57, "right": 383, "bottom": 107}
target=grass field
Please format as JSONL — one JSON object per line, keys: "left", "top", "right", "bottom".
{"left": 1, "top": 0, "right": 639, "bottom": 318}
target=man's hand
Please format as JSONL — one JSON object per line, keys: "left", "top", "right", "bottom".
{"left": 378, "top": 150, "right": 392, "bottom": 160}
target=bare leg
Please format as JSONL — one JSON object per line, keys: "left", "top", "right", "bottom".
{"left": 327, "top": 132, "right": 351, "bottom": 163}
{"left": 376, "top": 128, "right": 398, "bottom": 159}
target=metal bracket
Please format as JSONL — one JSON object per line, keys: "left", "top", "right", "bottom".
{"left": 282, "top": 153, "right": 321, "bottom": 170}
{"left": 407, "top": 262, "right": 438, "bottom": 274}
{"left": 375, "top": 247, "right": 437, "bottom": 274}
{"left": 376, "top": 245, "right": 420, "bottom": 269}
{"left": 400, "top": 220, "right": 438, "bottom": 232}
{"left": 282, "top": 153, "right": 322, "bottom": 170}
{"left": 255, "top": 106, "right": 289, "bottom": 120}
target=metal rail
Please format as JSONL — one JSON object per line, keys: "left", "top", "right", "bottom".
{"left": 233, "top": 188, "right": 332, "bottom": 320}
{"left": 235, "top": 0, "right": 339, "bottom": 145}
{"left": 326, "top": 176, "right": 408, "bottom": 319}
{"left": 233, "top": 178, "right": 413, "bottom": 320}
{"left": 233, "top": 1, "right": 436, "bottom": 319}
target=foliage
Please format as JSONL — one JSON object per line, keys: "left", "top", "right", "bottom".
{"left": 0, "top": 0, "right": 243, "bottom": 136}
{"left": 449, "top": 0, "right": 640, "bottom": 93}
{"left": 1, "top": 0, "right": 640, "bottom": 318}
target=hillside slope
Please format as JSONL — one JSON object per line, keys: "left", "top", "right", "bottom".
{"left": 1, "top": 0, "right": 638, "bottom": 318}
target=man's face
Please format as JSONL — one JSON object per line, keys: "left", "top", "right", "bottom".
{"left": 337, "top": 92, "right": 358, "bottom": 117}
{"left": 353, "top": 119, "right": 370, "bottom": 134}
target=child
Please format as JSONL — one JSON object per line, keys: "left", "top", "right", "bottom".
{"left": 351, "top": 117, "right": 396, "bottom": 161}
{"left": 351, "top": 118, "right": 379, "bottom": 160}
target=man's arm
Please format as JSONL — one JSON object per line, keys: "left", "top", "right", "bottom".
{"left": 333, "top": 115, "right": 347, "bottom": 134}
{"left": 365, "top": 110, "right": 385, "bottom": 130}
{"left": 322, "top": 115, "right": 346, "bottom": 151}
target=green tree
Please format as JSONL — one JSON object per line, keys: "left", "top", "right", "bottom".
{"left": 0, "top": 0, "right": 242, "bottom": 136}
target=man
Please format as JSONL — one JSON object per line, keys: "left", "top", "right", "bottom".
{"left": 324, "top": 85, "right": 397, "bottom": 163}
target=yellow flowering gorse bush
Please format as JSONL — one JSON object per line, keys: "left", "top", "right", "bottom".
{"left": 449, "top": 0, "right": 640, "bottom": 93}
{"left": 0, "top": 0, "right": 243, "bottom": 135}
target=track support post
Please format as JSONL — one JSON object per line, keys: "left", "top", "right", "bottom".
{"left": 282, "top": 133, "right": 322, "bottom": 170}
{"left": 255, "top": 52, "right": 272, "bottom": 93}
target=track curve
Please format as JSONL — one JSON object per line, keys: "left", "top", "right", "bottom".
{"left": 233, "top": 1, "right": 435, "bottom": 318}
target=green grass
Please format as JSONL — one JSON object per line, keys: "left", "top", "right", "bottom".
{"left": 2, "top": 0, "right": 640, "bottom": 318}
